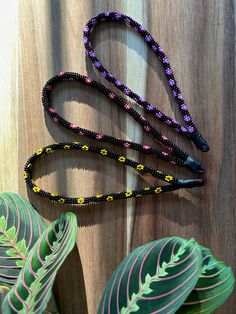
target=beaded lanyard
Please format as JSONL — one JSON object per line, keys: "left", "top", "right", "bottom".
{"left": 24, "top": 12, "right": 208, "bottom": 205}
{"left": 83, "top": 11, "right": 209, "bottom": 152}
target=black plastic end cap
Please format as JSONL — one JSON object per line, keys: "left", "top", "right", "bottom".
{"left": 184, "top": 155, "right": 205, "bottom": 174}
{"left": 177, "top": 178, "right": 204, "bottom": 188}
{"left": 192, "top": 132, "right": 209, "bottom": 152}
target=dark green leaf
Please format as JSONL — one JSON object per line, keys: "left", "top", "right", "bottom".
{"left": 2, "top": 212, "right": 77, "bottom": 314}
{"left": 0, "top": 192, "right": 46, "bottom": 286}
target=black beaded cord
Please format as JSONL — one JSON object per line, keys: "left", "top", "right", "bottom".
{"left": 83, "top": 11, "right": 209, "bottom": 152}
{"left": 42, "top": 72, "right": 204, "bottom": 173}
{"left": 24, "top": 142, "right": 203, "bottom": 205}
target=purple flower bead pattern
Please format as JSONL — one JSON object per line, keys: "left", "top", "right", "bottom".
{"left": 165, "top": 68, "right": 173, "bottom": 75}
{"left": 188, "top": 126, "right": 195, "bottom": 133}
{"left": 184, "top": 115, "right": 191, "bottom": 122}
{"left": 181, "top": 103, "right": 188, "bottom": 110}
{"left": 147, "top": 104, "right": 155, "bottom": 111}
{"left": 168, "top": 79, "right": 175, "bottom": 86}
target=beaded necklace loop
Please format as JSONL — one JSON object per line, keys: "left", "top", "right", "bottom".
{"left": 83, "top": 11, "right": 209, "bottom": 152}
{"left": 24, "top": 12, "right": 208, "bottom": 205}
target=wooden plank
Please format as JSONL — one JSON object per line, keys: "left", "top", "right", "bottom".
{"left": 3, "top": 0, "right": 234, "bottom": 313}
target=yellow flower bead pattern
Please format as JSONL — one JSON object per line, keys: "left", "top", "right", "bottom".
{"left": 136, "top": 164, "right": 144, "bottom": 171}
{"left": 125, "top": 191, "right": 132, "bottom": 197}
{"left": 101, "top": 149, "right": 108, "bottom": 155}
{"left": 46, "top": 148, "right": 52, "bottom": 153}
{"left": 36, "top": 149, "right": 43, "bottom": 155}
{"left": 23, "top": 171, "right": 27, "bottom": 179}
{"left": 155, "top": 187, "right": 162, "bottom": 194}
{"left": 165, "top": 175, "right": 173, "bottom": 182}
{"left": 106, "top": 195, "right": 113, "bottom": 201}
{"left": 118, "top": 156, "right": 126, "bottom": 162}
{"left": 77, "top": 197, "right": 84, "bottom": 204}
{"left": 33, "top": 186, "right": 41, "bottom": 193}
{"left": 82, "top": 145, "right": 89, "bottom": 151}
{"left": 64, "top": 145, "right": 70, "bottom": 149}
{"left": 58, "top": 198, "right": 65, "bottom": 203}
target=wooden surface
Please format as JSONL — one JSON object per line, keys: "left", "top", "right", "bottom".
{"left": 0, "top": 0, "right": 235, "bottom": 313}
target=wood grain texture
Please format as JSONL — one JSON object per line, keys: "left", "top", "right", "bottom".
{"left": 0, "top": 0, "right": 235, "bottom": 313}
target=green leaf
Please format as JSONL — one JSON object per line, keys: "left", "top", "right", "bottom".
{"left": 2, "top": 212, "right": 77, "bottom": 314}
{"left": 177, "top": 246, "right": 235, "bottom": 314}
{"left": 98, "top": 237, "right": 203, "bottom": 313}
{"left": 0, "top": 192, "right": 46, "bottom": 286}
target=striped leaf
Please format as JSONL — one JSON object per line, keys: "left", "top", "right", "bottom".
{"left": 0, "top": 192, "right": 46, "bottom": 286}
{"left": 177, "top": 246, "right": 235, "bottom": 313}
{"left": 98, "top": 237, "right": 203, "bottom": 314}
{"left": 2, "top": 212, "right": 77, "bottom": 314}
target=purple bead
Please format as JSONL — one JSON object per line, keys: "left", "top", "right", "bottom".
{"left": 94, "top": 61, "right": 101, "bottom": 68}
{"left": 84, "top": 25, "right": 89, "bottom": 32}
{"left": 115, "top": 12, "right": 122, "bottom": 19}
{"left": 184, "top": 115, "right": 191, "bottom": 122}
{"left": 188, "top": 126, "right": 194, "bottom": 133}
{"left": 124, "top": 88, "right": 131, "bottom": 95}
{"left": 178, "top": 94, "right": 183, "bottom": 100}
{"left": 147, "top": 104, "right": 155, "bottom": 111}
{"left": 165, "top": 68, "right": 173, "bottom": 75}
{"left": 115, "top": 80, "right": 122, "bottom": 87}
{"left": 89, "top": 51, "right": 96, "bottom": 57}
{"left": 85, "top": 50, "right": 89, "bottom": 56}
{"left": 125, "top": 18, "right": 130, "bottom": 25}
{"left": 162, "top": 57, "right": 169, "bottom": 63}
{"left": 139, "top": 97, "right": 145, "bottom": 103}
{"left": 156, "top": 112, "right": 163, "bottom": 118}
{"left": 108, "top": 73, "right": 113, "bottom": 78}
{"left": 175, "top": 128, "right": 180, "bottom": 132}
{"left": 173, "top": 91, "right": 177, "bottom": 97}
{"left": 91, "top": 18, "right": 97, "bottom": 25}
{"left": 168, "top": 79, "right": 175, "bottom": 86}
{"left": 139, "top": 25, "right": 145, "bottom": 31}
{"left": 101, "top": 71, "right": 107, "bottom": 77}
{"left": 181, "top": 103, "right": 187, "bottom": 110}
{"left": 181, "top": 126, "right": 187, "bottom": 133}
{"left": 145, "top": 35, "right": 152, "bottom": 42}
{"left": 158, "top": 47, "right": 164, "bottom": 53}
{"left": 105, "top": 11, "right": 110, "bottom": 16}
{"left": 152, "top": 45, "right": 158, "bottom": 51}
{"left": 83, "top": 37, "right": 88, "bottom": 44}
{"left": 166, "top": 119, "right": 172, "bottom": 125}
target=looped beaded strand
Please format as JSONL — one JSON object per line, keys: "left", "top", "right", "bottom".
{"left": 83, "top": 11, "right": 209, "bottom": 152}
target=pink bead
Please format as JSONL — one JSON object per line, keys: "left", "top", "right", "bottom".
{"left": 167, "top": 147, "right": 173, "bottom": 152}
{"left": 140, "top": 115, "right": 146, "bottom": 121}
{"left": 124, "top": 142, "right": 131, "bottom": 148}
{"left": 144, "top": 125, "right": 151, "bottom": 132}
{"left": 124, "top": 103, "right": 131, "bottom": 110}
{"left": 58, "top": 71, "right": 65, "bottom": 76}
{"left": 109, "top": 92, "right": 115, "bottom": 99}
{"left": 85, "top": 77, "right": 93, "bottom": 84}
{"left": 161, "top": 135, "right": 168, "bottom": 141}
{"left": 162, "top": 152, "right": 168, "bottom": 157}
{"left": 143, "top": 145, "right": 150, "bottom": 150}
{"left": 47, "top": 85, "right": 53, "bottom": 91}
{"left": 79, "top": 131, "right": 84, "bottom": 136}
{"left": 70, "top": 123, "right": 78, "bottom": 129}
{"left": 48, "top": 108, "right": 55, "bottom": 113}
{"left": 96, "top": 134, "right": 103, "bottom": 140}
{"left": 170, "top": 161, "right": 176, "bottom": 165}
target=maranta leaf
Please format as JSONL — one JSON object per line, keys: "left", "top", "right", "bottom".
{"left": 2, "top": 212, "right": 77, "bottom": 314}
{"left": 98, "top": 237, "right": 203, "bottom": 314}
{"left": 177, "top": 246, "right": 235, "bottom": 313}
{"left": 0, "top": 192, "right": 46, "bottom": 286}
